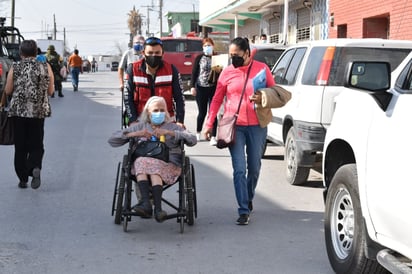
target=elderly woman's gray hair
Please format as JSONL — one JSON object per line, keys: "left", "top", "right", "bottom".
{"left": 139, "top": 96, "right": 172, "bottom": 123}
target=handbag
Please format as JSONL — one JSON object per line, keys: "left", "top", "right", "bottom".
{"left": 0, "top": 92, "right": 14, "bottom": 145}
{"left": 131, "top": 140, "right": 169, "bottom": 162}
{"left": 216, "top": 63, "right": 252, "bottom": 149}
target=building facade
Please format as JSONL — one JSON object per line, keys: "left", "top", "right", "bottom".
{"left": 199, "top": 0, "right": 412, "bottom": 45}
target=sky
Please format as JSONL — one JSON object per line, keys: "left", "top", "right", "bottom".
{"left": 0, "top": 0, "right": 197, "bottom": 56}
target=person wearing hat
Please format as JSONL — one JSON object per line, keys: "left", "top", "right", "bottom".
{"left": 45, "top": 44, "right": 64, "bottom": 97}
{"left": 124, "top": 36, "right": 185, "bottom": 128}
{"left": 67, "top": 49, "right": 83, "bottom": 91}
{"left": 118, "top": 35, "right": 145, "bottom": 91}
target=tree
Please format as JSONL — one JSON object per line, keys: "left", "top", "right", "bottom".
{"left": 127, "top": 6, "right": 142, "bottom": 47}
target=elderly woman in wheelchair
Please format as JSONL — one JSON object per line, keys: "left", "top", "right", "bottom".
{"left": 109, "top": 96, "right": 197, "bottom": 222}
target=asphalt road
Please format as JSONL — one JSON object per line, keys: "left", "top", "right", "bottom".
{"left": 0, "top": 71, "right": 333, "bottom": 274}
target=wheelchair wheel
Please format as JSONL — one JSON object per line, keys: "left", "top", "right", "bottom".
{"left": 184, "top": 157, "right": 195, "bottom": 226}
{"left": 111, "top": 162, "right": 121, "bottom": 217}
{"left": 123, "top": 174, "right": 133, "bottom": 232}
{"left": 191, "top": 163, "right": 198, "bottom": 219}
{"left": 114, "top": 155, "right": 127, "bottom": 225}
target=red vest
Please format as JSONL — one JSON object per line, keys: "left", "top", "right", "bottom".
{"left": 132, "top": 60, "right": 175, "bottom": 117}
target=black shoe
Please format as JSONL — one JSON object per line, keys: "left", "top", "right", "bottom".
{"left": 154, "top": 209, "right": 167, "bottom": 223}
{"left": 18, "top": 181, "right": 28, "bottom": 189}
{"left": 58, "top": 92, "right": 64, "bottom": 97}
{"left": 31, "top": 168, "right": 41, "bottom": 189}
{"left": 132, "top": 204, "right": 152, "bottom": 218}
{"left": 51, "top": 93, "right": 55, "bottom": 98}
{"left": 236, "top": 214, "right": 250, "bottom": 225}
{"left": 248, "top": 201, "right": 253, "bottom": 212}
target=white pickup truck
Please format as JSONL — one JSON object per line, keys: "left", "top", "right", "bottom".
{"left": 322, "top": 54, "right": 412, "bottom": 273}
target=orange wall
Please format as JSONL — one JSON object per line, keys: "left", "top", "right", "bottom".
{"left": 329, "top": 0, "right": 412, "bottom": 40}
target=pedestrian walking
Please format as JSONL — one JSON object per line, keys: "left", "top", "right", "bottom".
{"left": 204, "top": 37, "right": 275, "bottom": 225}
{"left": 45, "top": 45, "right": 64, "bottom": 97}
{"left": 91, "top": 58, "right": 97, "bottom": 72}
{"left": 36, "top": 47, "right": 46, "bottom": 63}
{"left": 190, "top": 37, "right": 219, "bottom": 145}
{"left": 4, "top": 40, "right": 54, "bottom": 189}
{"left": 118, "top": 35, "right": 145, "bottom": 91}
{"left": 68, "top": 49, "right": 83, "bottom": 91}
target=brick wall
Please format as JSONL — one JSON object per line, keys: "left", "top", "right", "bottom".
{"left": 329, "top": 0, "right": 412, "bottom": 40}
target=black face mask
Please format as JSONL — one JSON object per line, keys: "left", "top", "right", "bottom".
{"left": 231, "top": 55, "right": 244, "bottom": 68}
{"left": 145, "top": 55, "right": 162, "bottom": 68}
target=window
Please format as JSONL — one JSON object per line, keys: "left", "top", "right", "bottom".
{"left": 302, "top": 47, "right": 327, "bottom": 85}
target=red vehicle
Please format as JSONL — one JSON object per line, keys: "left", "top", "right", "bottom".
{"left": 160, "top": 37, "right": 203, "bottom": 90}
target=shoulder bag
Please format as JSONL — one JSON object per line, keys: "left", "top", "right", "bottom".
{"left": 0, "top": 92, "right": 14, "bottom": 145}
{"left": 216, "top": 63, "right": 252, "bottom": 149}
{"left": 131, "top": 139, "right": 169, "bottom": 163}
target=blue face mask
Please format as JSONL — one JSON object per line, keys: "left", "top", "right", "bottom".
{"left": 151, "top": 112, "right": 166, "bottom": 125}
{"left": 134, "top": 43, "right": 143, "bottom": 52}
{"left": 203, "top": 45, "right": 213, "bottom": 56}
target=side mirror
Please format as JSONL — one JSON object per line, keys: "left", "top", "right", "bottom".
{"left": 344, "top": 61, "right": 392, "bottom": 111}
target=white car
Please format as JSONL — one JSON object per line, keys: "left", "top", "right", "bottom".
{"left": 322, "top": 53, "right": 412, "bottom": 273}
{"left": 268, "top": 39, "right": 412, "bottom": 186}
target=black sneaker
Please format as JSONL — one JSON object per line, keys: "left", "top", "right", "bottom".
{"left": 31, "top": 168, "right": 41, "bottom": 189}
{"left": 18, "top": 181, "right": 28, "bottom": 189}
{"left": 236, "top": 214, "right": 250, "bottom": 225}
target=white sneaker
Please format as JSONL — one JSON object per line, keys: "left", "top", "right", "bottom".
{"left": 209, "top": 136, "right": 217, "bottom": 146}
{"left": 196, "top": 133, "right": 201, "bottom": 141}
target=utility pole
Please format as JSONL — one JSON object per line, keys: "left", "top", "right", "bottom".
{"left": 159, "top": 0, "right": 163, "bottom": 36}
{"left": 142, "top": 5, "right": 151, "bottom": 36}
{"left": 11, "top": 0, "right": 15, "bottom": 28}
{"left": 53, "top": 14, "right": 57, "bottom": 40}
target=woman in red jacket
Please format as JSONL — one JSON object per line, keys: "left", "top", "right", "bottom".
{"left": 204, "top": 37, "right": 275, "bottom": 225}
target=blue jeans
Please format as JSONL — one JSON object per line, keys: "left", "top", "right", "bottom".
{"left": 228, "top": 125, "right": 267, "bottom": 215}
{"left": 71, "top": 67, "right": 80, "bottom": 87}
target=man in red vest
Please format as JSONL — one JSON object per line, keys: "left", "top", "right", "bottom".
{"left": 124, "top": 37, "right": 185, "bottom": 127}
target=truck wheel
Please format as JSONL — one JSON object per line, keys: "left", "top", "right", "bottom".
{"left": 285, "top": 127, "right": 309, "bottom": 185}
{"left": 324, "top": 164, "right": 387, "bottom": 274}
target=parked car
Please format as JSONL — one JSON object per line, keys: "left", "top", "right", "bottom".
{"left": 250, "top": 43, "right": 286, "bottom": 69}
{"left": 161, "top": 37, "right": 203, "bottom": 90}
{"left": 323, "top": 54, "right": 412, "bottom": 273}
{"left": 267, "top": 38, "right": 412, "bottom": 185}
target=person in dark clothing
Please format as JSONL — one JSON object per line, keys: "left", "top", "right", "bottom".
{"left": 45, "top": 45, "right": 64, "bottom": 97}
{"left": 4, "top": 40, "right": 54, "bottom": 189}
{"left": 190, "top": 37, "right": 219, "bottom": 145}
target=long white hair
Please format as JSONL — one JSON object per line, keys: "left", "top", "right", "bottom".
{"left": 139, "top": 96, "right": 172, "bottom": 123}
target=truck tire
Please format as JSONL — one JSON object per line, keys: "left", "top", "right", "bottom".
{"left": 324, "top": 164, "right": 388, "bottom": 274}
{"left": 285, "top": 127, "right": 310, "bottom": 185}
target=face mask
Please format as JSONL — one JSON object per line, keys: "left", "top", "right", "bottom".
{"left": 203, "top": 45, "right": 213, "bottom": 56}
{"left": 231, "top": 55, "right": 245, "bottom": 68}
{"left": 151, "top": 112, "right": 166, "bottom": 125}
{"left": 261, "top": 40, "right": 267, "bottom": 44}
{"left": 145, "top": 55, "right": 162, "bottom": 68}
{"left": 133, "top": 43, "right": 143, "bottom": 52}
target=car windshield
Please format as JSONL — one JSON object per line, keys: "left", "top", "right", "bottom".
{"left": 254, "top": 49, "right": 284, "bottom": 68}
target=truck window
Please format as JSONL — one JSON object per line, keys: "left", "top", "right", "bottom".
{"left": 328, "top": 47, "right": 412, "bottom": 86}
{"left": 283, "top": 48, "right": 306, "bottom": 85}
{"left": 301, "top": 47, "right": 327, "bottom": 85}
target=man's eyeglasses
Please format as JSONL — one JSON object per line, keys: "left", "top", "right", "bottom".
{"left": 144, "top": 37, "right": 163, "bottom": 46}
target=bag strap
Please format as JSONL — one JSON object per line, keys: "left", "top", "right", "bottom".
{"left": 235, "top": 61, "right": 253, "bottom": 115}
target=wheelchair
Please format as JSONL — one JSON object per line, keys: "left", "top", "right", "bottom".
{"left": 111, "top": 138, "right": 197, "bottom": 233}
